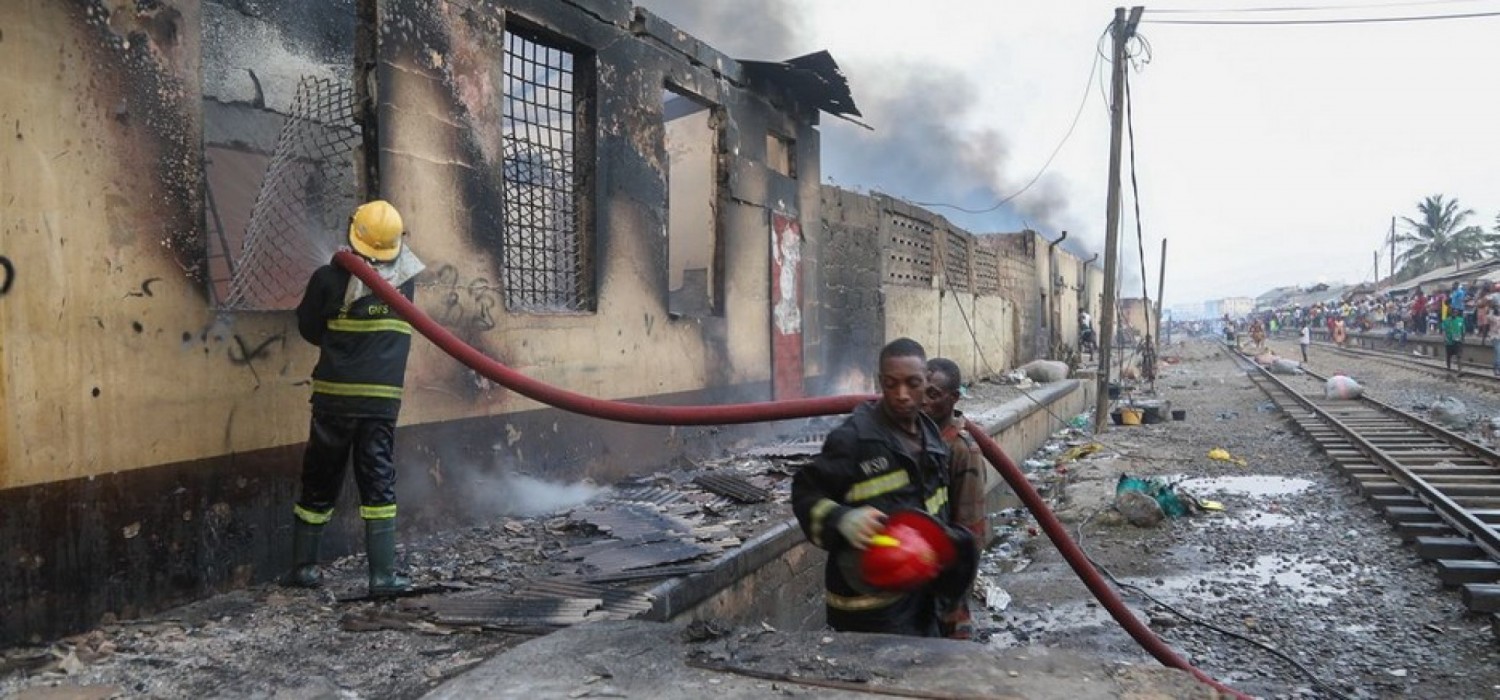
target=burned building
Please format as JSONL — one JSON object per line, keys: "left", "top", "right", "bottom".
{"left": 0, "top": 0, "right": 863, "bottom": 644}
{"left": 0, "top": 0, "right": 1110, "bottom": 646}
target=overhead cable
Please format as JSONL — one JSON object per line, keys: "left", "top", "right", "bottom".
{"left": 1143, "top": 8, "right": 1500, "bottom": 24}
{"left": 913, "top": 26, "right": 1110, "bottom": 215}
{"left": 1149, "top": 0, "right": 1495, "bottom": 13}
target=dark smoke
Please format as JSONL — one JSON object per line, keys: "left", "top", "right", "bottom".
{"left": 634, "top": 0, "right": 806, "bottom": 59}
{"left": 636, "top": 1, "right": 1120, "bottom": 276}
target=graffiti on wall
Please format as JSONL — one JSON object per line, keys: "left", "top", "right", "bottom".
{"left": 430, "top": 264, "right": 502, "bottom": 332}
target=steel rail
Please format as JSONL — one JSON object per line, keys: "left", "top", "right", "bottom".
{"left": 1229, "top": 346, "right": 1500, "bottom": 562}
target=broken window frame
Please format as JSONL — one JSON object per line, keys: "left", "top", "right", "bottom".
{"left": 199, "top": 0, "right": 361, "bottom": 312}
{"left": 662, "top": 83, "right": 726, "bottom": 319}
{"left": 765, "top": 131, "right": 797, "bottom": 179}
{"left": 498, "top": 18, "right": 598, "bottom": 314}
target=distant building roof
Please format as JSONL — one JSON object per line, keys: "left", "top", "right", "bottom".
{"left": 1385, "top": 258, "right": 1500, "bottom": 294}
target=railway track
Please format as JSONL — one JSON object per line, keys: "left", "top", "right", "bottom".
{"left": 1229, "top": 347, "right": 1500, "bottom": 636}
{"left": 1309, "top": 341, "right": 1500, "bottom": 394}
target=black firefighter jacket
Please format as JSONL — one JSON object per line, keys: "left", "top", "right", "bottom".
{"left": 296, "top": 264, "right": 415, "bottom": 420}
{"left": 792, "top": 400, "right": 952, "bottom": 636}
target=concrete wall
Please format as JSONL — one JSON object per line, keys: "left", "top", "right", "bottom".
{"left": 818, "top": 187, "right": 1024, "bottom": 384}
{"left": 0, "top": 0, "right": 835, "bottom": 644}
{"left": 977, "top": 231, "right": 1041, "bottom": 366}
{"left": 1120, "top": 297, "right": 1157, "bottom": 340}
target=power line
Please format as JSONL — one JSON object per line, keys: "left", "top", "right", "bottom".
{"left": 1143, "top": 8, "right": 1500, "bottom": 24}
{"left": 913, "top": 29, "right": 1108, "bottom": 215}
{"left": 1149, "top": 0, "right": 1496, "bottom": 13}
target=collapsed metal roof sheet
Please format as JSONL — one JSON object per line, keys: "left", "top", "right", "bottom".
{"left": 740, "top": 50, "right": 862, "bottom": 118}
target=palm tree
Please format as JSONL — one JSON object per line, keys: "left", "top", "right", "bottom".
{"left": 1394, "top": 195, "right": 1498, "bottom": 278}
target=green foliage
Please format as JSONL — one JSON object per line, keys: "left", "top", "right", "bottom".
{"left": 1393, "top": 194, "right": 1499, "bottom": 279}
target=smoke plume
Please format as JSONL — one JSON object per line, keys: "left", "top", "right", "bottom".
{"left": 634, "top": 0, "right": 806, "bottom": 59}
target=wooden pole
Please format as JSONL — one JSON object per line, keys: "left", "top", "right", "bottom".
{"left": 1093, "top": 6, "right": 1143, "bottom": 434}
{"left": 1390, "top": 216, "right": 1397, "bottom": 278}
{"left": 1155, "top": 238, "right": 1167, "bottom": 348}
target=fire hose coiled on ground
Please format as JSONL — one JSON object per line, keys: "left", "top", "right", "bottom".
{"left": 336, "top": 251, "right": 1248, "bottom": 699}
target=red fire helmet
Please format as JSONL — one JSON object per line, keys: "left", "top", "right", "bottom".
{"left": 858, "top": 510, "right": 957, "bottom": 591}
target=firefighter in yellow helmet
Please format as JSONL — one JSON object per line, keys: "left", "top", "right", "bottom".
{"left": 287, "top": 200, "right": 425, "bottom": 597}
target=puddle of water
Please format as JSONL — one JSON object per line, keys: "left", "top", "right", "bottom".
{"left": 1177, "top": 475, "right": 1314, "bottom": 498}
{"left": 1121, "top": 552, "right": 1349, "bottom": 606}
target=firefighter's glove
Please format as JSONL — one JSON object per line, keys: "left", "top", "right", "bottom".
{"left": 836, "top": 506, "right": 887, "bottom": 550}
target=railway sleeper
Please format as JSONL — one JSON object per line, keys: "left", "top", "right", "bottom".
{"left": 1355, "top": 478, "right": 1500, "bottom": 497}
{"left": 1370, "top": 494, "right": 1424, "bottom": 508}
{"left": 1366, "top": 495, "right": 1500, "bottom": 516}
{"left": 1351, "top": 478, "right": 1410, "bottom": 497}
{"left": 1382, "top": 506, "right": 1443, "bottom": 525}
{"left": 1392, "top": 524, "right": 1452, "bottom": 545}
{"left": 1342, "top": 464, "right": 1500, "bottom": 478}
{"left": 1394, "top": 521, "right": 1458, "bottom": 541}
{"left": 1461, "top": 584, "right": 1500, "bottom": 613}
{"left": 1416, "top": 536, "right": 1485, "bottom": 561}
{"left": 1435, "top": 559, "right": 1500, "bottom": 587}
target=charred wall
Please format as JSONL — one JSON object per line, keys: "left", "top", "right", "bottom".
{"left": 977, "top": 231, "right": 1042, "bottom": 365}
{"left": 0, "top": 0, "right": 832, "bottom": 644}
{"left": 818, "top": 186, "right": 1020, "bottom": 384}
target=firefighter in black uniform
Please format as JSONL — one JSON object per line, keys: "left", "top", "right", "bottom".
{"left": 793, "top": 337, "right": 975, "bottom": 636}
{"left": 287, "top": 200, "right": 423, "bottom": 597}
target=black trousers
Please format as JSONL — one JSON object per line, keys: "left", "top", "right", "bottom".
{"left": 297, "top": 412, "right": 397, "bottom": 516}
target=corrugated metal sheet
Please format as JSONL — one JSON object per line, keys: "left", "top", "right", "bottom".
{"left": 571, "top": 502, "right": 693, "bottom": 539}
{"left": 419, "top": 596, "right": 601, "bottom": 628}
{"left": 514, "top": 579, "right": 654, "bottom": 620}
{"left": 692, "top": 473, "right": 770, "bottom": 503}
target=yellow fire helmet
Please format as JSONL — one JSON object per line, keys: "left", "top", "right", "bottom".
{"left": 348, "top": 200, "right": 404, "bottom": 262}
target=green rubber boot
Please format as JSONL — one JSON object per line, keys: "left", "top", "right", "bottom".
{"left": 366, "top": 517, "right": 411, "bottom": 598}
{"left": 286, "top": 519, "right": 324, "bottom": 588}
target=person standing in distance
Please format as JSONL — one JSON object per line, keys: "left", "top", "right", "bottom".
{"left": 287, "top": 200, "right": 424, "bottom": 598}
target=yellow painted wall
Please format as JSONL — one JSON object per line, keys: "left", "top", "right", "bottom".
{"left": 0, "top": 1, "right": 801, "bottom": 489}
{"left": 882, "top": 286, "right": 1012, "bottom": 381}
{"left": 343, "top": 31, "right": 782, "bottom": 424}
{"left": 0, "top": 1, "right": 313, "bottom": 489}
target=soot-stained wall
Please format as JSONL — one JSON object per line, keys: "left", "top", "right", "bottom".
{"left": 0, "top": 0, "right": 831, "bottom": 645}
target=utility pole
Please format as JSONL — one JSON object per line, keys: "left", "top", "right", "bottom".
{"left": 1094, "top": 6, "right": 1144, "bottom": 434}
{"left": 1155, "top": 238, "right": 1167, "bottom": 348}
{"left": 1389, "top": 216, "right": 1396, "bottom": 278}
{"left": 1373, "top": 250, "right": 1379, "bottom": 286}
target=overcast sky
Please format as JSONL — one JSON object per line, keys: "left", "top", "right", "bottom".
{"left": 637, "top": 0, "right": 1500, "bottom": 308}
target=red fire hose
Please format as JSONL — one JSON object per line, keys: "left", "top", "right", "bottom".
{"left": 335, "top": 251, "right": 1249, "bottom": 699}
{"left": 964, "top": 423, "right": 1248, "bottom": 698}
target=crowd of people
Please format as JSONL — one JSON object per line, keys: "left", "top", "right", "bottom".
{"left": 1223, "top": 280, "right": 1500, "bottom": 374}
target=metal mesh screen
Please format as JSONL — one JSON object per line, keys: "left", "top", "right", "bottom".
{"left": 501, "top": 28, "right": 592, "bottom": 312}
{"left": 218, "top": 76, "right": 360, "bottom": 311}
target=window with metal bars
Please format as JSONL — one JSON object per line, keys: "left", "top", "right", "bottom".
{"left": 501, "top": 25, "right": 595, "bottom": 312}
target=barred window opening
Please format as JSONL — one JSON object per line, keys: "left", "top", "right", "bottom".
{"left": 502, "top": 27, "right": 593, "bottom": 312}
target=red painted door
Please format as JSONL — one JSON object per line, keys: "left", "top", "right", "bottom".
{"left": 771, "top": 212, "right": 804, "bottom": 399}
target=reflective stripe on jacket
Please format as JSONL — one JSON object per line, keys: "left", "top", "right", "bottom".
{"left": 296, "top": 264, "right": 415, "bottom": 418}
{"left": 791, "top": 401, "right": 951, "bottom": 636}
